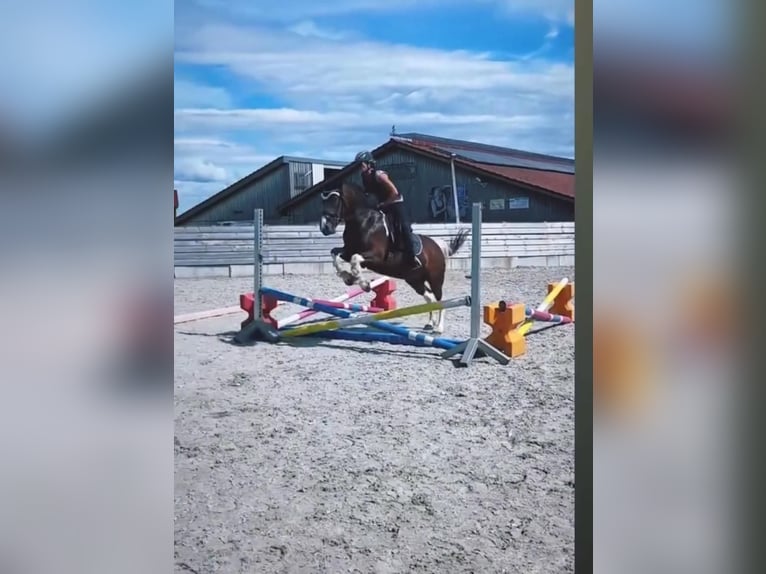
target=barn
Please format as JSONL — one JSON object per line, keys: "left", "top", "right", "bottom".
{"left": 278, "top": 133, "right": 574, "bottom": 224}
{"left": 174, "top": 156, "right": 347, "bottom": 226}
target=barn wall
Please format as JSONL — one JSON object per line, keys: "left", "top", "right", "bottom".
{"left": 284, "top": 148, "right": 573, "bottom": 224}
{"left": 374, "top": 149, "right": 573, "bottom": 223}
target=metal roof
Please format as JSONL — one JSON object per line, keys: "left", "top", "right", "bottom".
{"left": 394, "top": 132, "right": 574, "bottom": 168}
{"left": 435, "top": 147, "right": 574, "bottom": 173}
{"left": 404, "top": 141, "right": 575, "bottom": 199}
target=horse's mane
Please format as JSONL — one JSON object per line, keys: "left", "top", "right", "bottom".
{"left": 342, "top": 180, "right": 365, "bottom": 195}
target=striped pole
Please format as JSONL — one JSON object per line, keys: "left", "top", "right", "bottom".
{"left": 524, "top": 306, "right": 573, "bottom": 325}
{"left": 309, "top": 300, "right": 385, "bottom": 313}
{"left": 275, "top": 276, "right": 389, "bottom": 329}
{"left": 266, "top": 288, "right": 464, "bottom": 350}
{"left": 274, "top": 292, "right": 471, "bottom": 339}
{"left": 304, "top": 328, "right": 463, "bottom": 349}
{"left": 517, "top": 277, "right": 569, "bottom": 336}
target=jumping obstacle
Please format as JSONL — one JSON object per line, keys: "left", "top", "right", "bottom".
{"left": 517, "top": 277, "right": 570, "bottom": 336}
{"left": 234, "top": 203, "right": 572, "bottom": 365}
{"left": 483, "top": 279, "right": 575, "bottom": 358}
{"left": 233, "top": 207, "right": 470, "bottom": 353}
{"left": 233, "top": 208, "right": 399, "bottom": 346}
{"left": 278, "top": 294, "right": 471, "bottom": 339}
{"left": 239, "top": 275, "right": 396, "bottom": 329}
{"left": 264, "top": 287, "right": 465, "bottom": 350}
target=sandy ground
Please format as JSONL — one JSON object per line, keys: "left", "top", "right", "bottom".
{"left": 174, "top": 267, "right": 575, "bottom": 573}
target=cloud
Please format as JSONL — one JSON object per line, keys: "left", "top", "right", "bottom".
{"left": 175, "top": 108, "right": 558, "bottom": 137}
{"left": 494, "top": 0, "right": 574, "bottom": 24}
{"left": 174, "top": 138, "right": 275, "bottom": 178}
{"left": 174, "top": 6, "right": 574, "bottom": 208}
{"left": 175, "top": 25, "right": 573, "bottom": 114}
{"left": 174, "top": 80, "right": 233, "bottom": 109}
{"left": 545, "top": 25, "right": 560, "bottom": 40}
{"left": 287, "top": 20, "right": 348, "bottom": 40}
{"left": 174, "top": 157, "right": 229, "bottom": 183}
{"left": 175, "top": 23, "right": 573, "bottom": 150}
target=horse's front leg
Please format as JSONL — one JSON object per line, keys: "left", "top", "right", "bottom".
{"left": 349, "top": 251, "right": 382, "bottom": 291}
{"left": 330, "top": 247, "right": 355, "bottom": 286}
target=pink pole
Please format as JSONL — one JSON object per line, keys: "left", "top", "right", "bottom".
{"left": 276, "top": 276, "right": 389, "bottom": 328}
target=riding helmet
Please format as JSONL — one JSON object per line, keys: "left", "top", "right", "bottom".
{"left": 355, "top": 150, "right": 374, "bottom": 164}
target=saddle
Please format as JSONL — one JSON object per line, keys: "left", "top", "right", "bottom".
{"left": 380, "top": 209, "right": 423, "bottom": 258}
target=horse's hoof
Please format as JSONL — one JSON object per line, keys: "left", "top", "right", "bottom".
{"left": 343, "top": 277, "right": 355, "bottom": 286}
{"left": 359, "top": 281, "right": 371, "bottom": 292}
{"left": 423, "top": 324, "right": 434, "bottom": 332}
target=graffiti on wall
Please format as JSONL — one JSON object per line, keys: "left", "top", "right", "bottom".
{"left": 428, "top": 185, "right": 469, "bottom": 222}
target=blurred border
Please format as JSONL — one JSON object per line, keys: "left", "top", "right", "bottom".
{"left": 574, "top": 0, "right": 593, "bottom": 571}
{"left": 744, "top": 0, "right": 766, "bottom": 570}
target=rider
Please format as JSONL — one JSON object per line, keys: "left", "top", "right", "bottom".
{"left": 355, "top": 150, "right": 420, "bottom": 268}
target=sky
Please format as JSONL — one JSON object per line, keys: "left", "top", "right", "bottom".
{"left": 174, "top": 0, "right": 575, "bottom": 213}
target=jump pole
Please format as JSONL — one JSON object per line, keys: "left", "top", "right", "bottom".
{"left": 524, "top": 306, "right": 573, "bottom": 325}
{"left": 265, "top": 287, "right": 467, "bottom": 349}
{"left": 268, "top": 288, "right": 461, "bottom": 350}
{"left": 177, "top": 284, "right": 390, "bottom": 326}
{"left": 517, "top": 277, "right": 569, "bottom": 337}
{"left": 441, "top": 202, "right": 511, "bottom": 366}
{"left": 301, "top": 328, "right": 464, "bottom": 348}
{"left": 174, "top": 305, "right": 241, "bottom": 324}
{"left": 274, "top": 275, "right": 390, "bottom": 329}
{"left": 277, "top": 295, "right": 470, "bottom": 338}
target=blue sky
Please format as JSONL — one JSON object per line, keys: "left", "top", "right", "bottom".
{"left": 174, "top": 0, "right": 575, "bottom": 213}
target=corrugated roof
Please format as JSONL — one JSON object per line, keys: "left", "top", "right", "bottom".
{"left": 394, "top": 132, "right": 574, "bottom": 170}
{"left": 469, "top": 163, "right": 574, "bottom": 198}
{"left": 403, "top": 141, "right": 575, "bottom": 199}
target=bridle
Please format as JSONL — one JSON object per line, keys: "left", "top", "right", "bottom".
{"left": 320, "top": 189, "right": 343, "bottom": 227}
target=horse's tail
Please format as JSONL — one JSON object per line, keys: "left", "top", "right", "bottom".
{"left": 446, "top": 227, "right": 470, "bottom": 257}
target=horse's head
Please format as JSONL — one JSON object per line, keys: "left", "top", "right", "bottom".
{"left": 319, "top": 188, "right": 343, "bottom": 235}
{"left": 319, "top": 181, "right": 374, "bottom": 235}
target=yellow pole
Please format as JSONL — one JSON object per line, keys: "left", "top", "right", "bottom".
{"left": 281, "top": 296, "right": 471, "bottom": 338}
{"left": 517, "top": 278, "right": 569, "bottom": 336}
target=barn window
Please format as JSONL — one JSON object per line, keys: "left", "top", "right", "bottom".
{"left": 508, "top": 197, "right": 530, "bottom": 210}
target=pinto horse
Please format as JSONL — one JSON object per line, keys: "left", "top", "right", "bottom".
{"left": 319, "top": 181, "right": 469, "bottom": 333}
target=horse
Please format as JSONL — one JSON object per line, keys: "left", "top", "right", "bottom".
{"left": 319, "top": 181, "right": 469, "bottom": 333}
